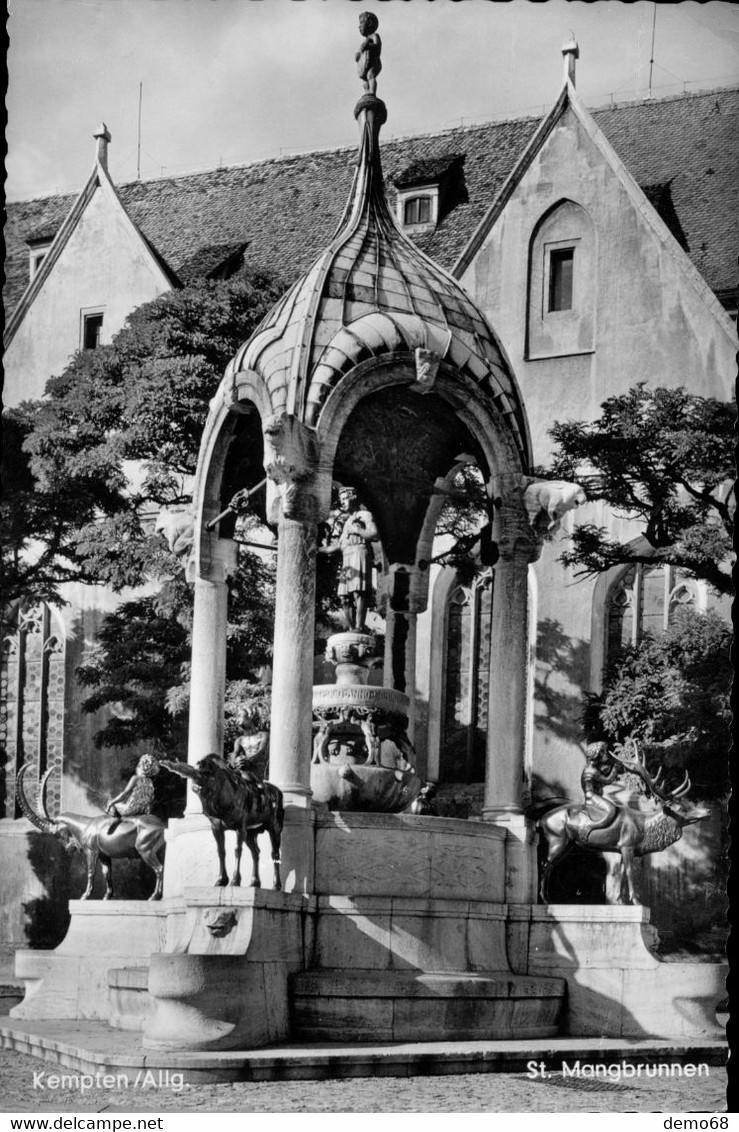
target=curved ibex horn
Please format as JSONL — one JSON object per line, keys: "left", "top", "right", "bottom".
{"left": 36, "top": 767, "right": 55, "bottom": 823}
{"left": 16, "top": 766, "right": 55, "bottom": 833}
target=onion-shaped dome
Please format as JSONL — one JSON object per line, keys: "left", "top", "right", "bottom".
{"left": 227, "top": 79, "right": 530, "bottom": 471}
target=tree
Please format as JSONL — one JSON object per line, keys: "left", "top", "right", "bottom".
{"left": 583, "top": 608, "right": 731, "bottom": 802}
{"left": 9, "top": 271, "right": 285, "bottom": 749}
{"left": 547, "top": 385, "right": 735, "bottom": 595}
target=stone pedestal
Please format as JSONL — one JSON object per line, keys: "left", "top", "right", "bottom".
{"left": 11, "top": 902, "right": 173, "bottom": 1021}
{"left": 162, "top": 807, "right": 317, "bottom": 898}
{"left": 510, "top": 904, "right": 728, "bottom": 1039}
{"left": 143, "top": 889, "right": 313, "bottom": 1052}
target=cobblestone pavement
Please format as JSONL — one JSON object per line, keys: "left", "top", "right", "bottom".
{"left": 0, "top": 1048, "right": 728, "bottom": 1113}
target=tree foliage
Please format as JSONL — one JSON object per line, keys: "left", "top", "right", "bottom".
{"left": 7, "top": 272, "right": 285, "bottom": 749}
{"left": 583, "top": 608, "right": 732, "bottom": 801}
{"left": 547, "top": 385, "right": 735, "bottom": 595}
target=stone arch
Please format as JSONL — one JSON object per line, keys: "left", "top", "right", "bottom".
{"left": 190, "top": 371, "right": 271, "bottom": 579}
{"left": 526, "top": 197, "right": 596, "bottom": 359}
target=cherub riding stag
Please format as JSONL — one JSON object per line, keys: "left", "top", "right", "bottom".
{"left": 537, "top": 746, "right": 709, "bottom": 905}
{"left": 161, "top": 755, "right": 284, "bottom": 890}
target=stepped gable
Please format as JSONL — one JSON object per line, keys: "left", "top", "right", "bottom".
{"left": 5, "top": 87, "right": 738, "bottom": 317}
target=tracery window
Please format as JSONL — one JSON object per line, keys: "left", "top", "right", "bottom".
{"left": 440, "top": 572, "right": 493, "bottom": 783}
{"left": 606, "top": 563, "right": 697, "bottom": 658}
{"left": 1, "top": 604, "right": 65, "bottom": 819}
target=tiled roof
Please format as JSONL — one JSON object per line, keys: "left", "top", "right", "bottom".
{"left": 393, "top": 153, "right": 465, "bottom": 188}
{"left": 5, "top": 87, "right": 738, "bottom": 318}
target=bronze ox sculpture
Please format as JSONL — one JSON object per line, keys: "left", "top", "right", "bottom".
{"left": 161, "top": 754, "right": 284, "bottom": 889}
{"left": 537, "top": 745, "right": 709, "bottom": 905}
{"left": 15, "top": 765, "right": 166, "bottom": 900}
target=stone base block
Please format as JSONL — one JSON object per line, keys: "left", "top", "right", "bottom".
{"left": 11, "top": 902, "right": 174, "bottom": 1022}
{"left": 290, "top": 969, "right": 565, "bottom": 1042}
{"left": 313, "top": 895, "right": 509, "bottom": 972}
{"left": 514, "top": 904, "right": 727, "bottom": 1039}
{"left": 163, "top": 808, "right": 317, "bottom": 898}
{"left": 315, "top": 811, "right": 506, "bottom": 901}
{"left": 108, "top": 967, "right": 151, "bottom": 1031}
{"left": 143, "top": 953, "right": 290, "bottom": 1052}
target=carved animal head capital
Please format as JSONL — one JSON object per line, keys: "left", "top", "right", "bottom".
{"left": 523, "top": 478, "right": 587, "bottom": 537}
{"left": 410, "top": 348, "right": 441, "bottom": 394}
{"left": 262, "top": 413, "right": 322, "bottom": 523}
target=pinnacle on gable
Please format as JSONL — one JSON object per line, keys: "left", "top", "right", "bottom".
{"left": 561, "top": 33, "right": 579, "bottom": 88}
{"left": 93, "top": 122, "right": 111, "bottom": 171}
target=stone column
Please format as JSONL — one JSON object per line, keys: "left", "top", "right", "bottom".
{"left": 483, "top": 546, "right": 531, "bottom": 821}
{"left": 382, "top": 610, "right": 418, "bottom": 739}
{"left": 268, "top": 516, "right": 318, "bottom": 807}
{"left": 186, "top": 538, "right": 237, "bottom": 815}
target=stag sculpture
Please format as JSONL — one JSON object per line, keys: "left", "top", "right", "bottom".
{"left": 537, "top": 746, "right": 709, "bottom": 905}
{"left": 160, "top": 755, "right": 284, "bottom": 889}
{"left": 15, "top": 765, "right": 166, "bottom": 899}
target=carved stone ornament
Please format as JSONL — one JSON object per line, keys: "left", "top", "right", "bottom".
{"left": 523, "top": 478, "right": 587, "bottom": 536}
{"left": 262, "top": 412, "right": 320, "bottom": 523}
{"left": 410, "top": 347, "right": 441, "bottom": 395}
{"left": 154, "top": 507, "right": 195, "bottom": 557}
{"left": 203, "top": 908, "right": 238, "bottom": 938}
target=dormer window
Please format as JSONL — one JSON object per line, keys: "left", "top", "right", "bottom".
{"left": 27, "top": 239, "right": 52, "bottom": 280}
{"left": 394, "top": 153, "right": 466, "bottom": 235}
{"left": 404, "top": 195, "right": 432, "bottom": 227}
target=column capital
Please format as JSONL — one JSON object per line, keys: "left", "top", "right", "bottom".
{"left": 262, "top": 412, "right": 331, "bottom": 525}
{"left": 187, "top": 534, "right": 238, "bottom": 583}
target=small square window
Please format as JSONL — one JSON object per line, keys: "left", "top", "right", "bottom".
{"left": 404, "top": 196, "right": 432, "bottom": 226}
{"left": 548, "top": 248, "right": 575, "bottom": 312}
{"left": 82, "top": 312, "right": 104, "bottom": 350}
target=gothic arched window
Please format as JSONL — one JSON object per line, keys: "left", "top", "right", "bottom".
{"left": 1, "top": 604, "right": 65, "bottom": 819}
{"left": 606, "top": 564, "right": 698, "bottom": 658}
{"left": 527, "top": 199, "right": 596, "bottom": 359}
{"left": 440, "top": 572, "right": 493, "bottom": 783}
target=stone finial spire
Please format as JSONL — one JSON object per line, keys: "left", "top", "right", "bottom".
{"left": 561, "top": 33, "right": 579, "bottom": 87}
{"left": 93, "top": 122, "right": 111, "bottom": 171}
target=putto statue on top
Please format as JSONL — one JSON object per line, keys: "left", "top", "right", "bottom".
{"left": 356, "top": 11, "right": 382, "bottom": 94}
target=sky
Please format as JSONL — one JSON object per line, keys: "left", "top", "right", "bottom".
{"left": 6, "top": 0, "right": 739, "bottom": 202}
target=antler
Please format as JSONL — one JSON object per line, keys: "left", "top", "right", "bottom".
{"left": 613, "top": 740, "right": 692, "bottom": 804}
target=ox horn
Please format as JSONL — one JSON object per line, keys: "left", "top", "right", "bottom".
{"left": 16, "top": 766, "right": 55, "bottom": 833}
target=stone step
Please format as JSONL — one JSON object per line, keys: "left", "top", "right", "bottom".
{"left": 290, "top": 968, "right": 566, "bottom": 1043}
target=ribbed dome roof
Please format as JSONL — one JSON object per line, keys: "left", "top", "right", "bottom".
{"left": 228, "top": 88, "right": 529, "bottom": 469}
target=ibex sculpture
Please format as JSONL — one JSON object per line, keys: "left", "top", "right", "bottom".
{"left": 538, "top": 745, "right": 709, "bottom": 905}
{"left": 16, "top": 765, "right": 166, "bottom": 900}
